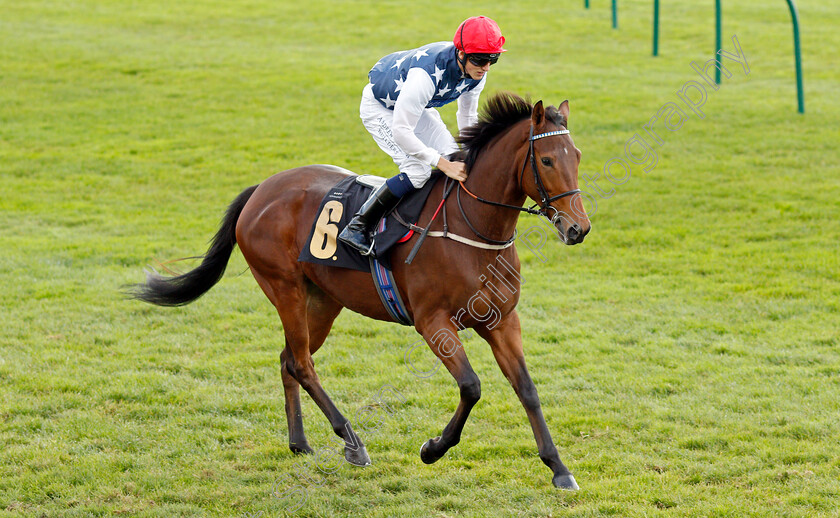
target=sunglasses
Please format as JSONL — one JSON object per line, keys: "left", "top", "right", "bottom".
{"left": 467, "top": 54, "right": 499, "bottom": 67}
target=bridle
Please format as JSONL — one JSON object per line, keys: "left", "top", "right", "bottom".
{"left": 456, "top": 124, "right": 581, "bottom": 245}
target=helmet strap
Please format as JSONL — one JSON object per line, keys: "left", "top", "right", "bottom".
{"left": 457, "top": 51, "right": 468, "bottom": 77}
{"left": 457, "top": 20, "right": 469, "bottom": 76}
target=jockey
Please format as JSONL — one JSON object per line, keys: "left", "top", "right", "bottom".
{"left": 338, "top": 16, "right": 506, "bottom": 256}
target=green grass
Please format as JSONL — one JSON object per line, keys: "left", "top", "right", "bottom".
{"left": 2, "top": 0, "right": 839, "bottom": 516}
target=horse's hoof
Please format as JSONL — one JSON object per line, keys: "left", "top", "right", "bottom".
{"left": 420, "top": 437, "right": 444, "bottom": 464}
{"left": 552, "top": 473, "right": 580, "bottom": 491}
{"left": 289, "top": 442, "right": 314, "bottom": 455}
{"left": 345, "top": 445, "right": 371, "bottom": 467}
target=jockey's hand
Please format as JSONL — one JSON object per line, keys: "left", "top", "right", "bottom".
{"left": 437, "top": 157, "right": 467, "bottom": 182}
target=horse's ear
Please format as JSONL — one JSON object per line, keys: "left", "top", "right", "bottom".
{"left": 558, "top": 100, "right": 570, "bottom": 121}
{"left": 531, "top": 100, "right": 545, "bottom": 127}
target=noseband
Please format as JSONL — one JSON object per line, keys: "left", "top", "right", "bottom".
{"left": 457, "top": 125, "right": 581, "bottom": 244}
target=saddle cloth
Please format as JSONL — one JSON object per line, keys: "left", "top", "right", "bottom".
{"left": 297, "top": 172, "right": 443, "bottom": 272}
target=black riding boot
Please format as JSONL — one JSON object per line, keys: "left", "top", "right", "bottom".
{"left": 338, "top": 183, "right": 402, "bottom": 256}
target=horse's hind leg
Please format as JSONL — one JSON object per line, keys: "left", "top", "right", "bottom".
{"left": 476, "top": 310, "right": 578, "bottom": 490}
{"left": 253, "top": 271, "right": 370, "bottom": 466}
{"left": 281, "top": 285, "right": 343, "bottom": 455}
{"left": 413, "top": 313, "right": 482, "bottom": 464}
{"left": 281, "top": 353, "right": 312, "bottom": 454}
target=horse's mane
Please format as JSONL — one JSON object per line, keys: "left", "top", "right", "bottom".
{"left": 453, "top": 92, "right": 567, "bottom": 171}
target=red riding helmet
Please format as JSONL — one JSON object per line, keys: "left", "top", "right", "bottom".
{"left": 453, "top": 16, "right": 506, "bottom": 55}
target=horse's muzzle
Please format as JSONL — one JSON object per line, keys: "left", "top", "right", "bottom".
{"left": 561, "top": 221, "right": 589, "bottom": 245}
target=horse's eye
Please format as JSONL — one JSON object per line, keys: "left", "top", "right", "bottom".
{"left": 541, "top": 157, "right": 553, "bottom": 167}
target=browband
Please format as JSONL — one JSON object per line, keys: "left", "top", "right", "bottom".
{"left": 530, "top": 129, "right": 570, "bottom": 141}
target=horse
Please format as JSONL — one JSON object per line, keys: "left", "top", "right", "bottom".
{"left": 129, "top": 92, "right": 591, "bottom": 490}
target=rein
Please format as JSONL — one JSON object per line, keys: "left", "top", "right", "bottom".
{"left": 456, "top": 125, "right": 581, "bottom": 245}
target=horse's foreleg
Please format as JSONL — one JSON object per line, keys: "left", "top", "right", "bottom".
{"left": 476, "top": 310, "right": 578, "bottom": 490}
{"left": 414, "top": 315, "right": 481, "bottom": 464}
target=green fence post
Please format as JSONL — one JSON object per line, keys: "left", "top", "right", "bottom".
{"left": 585, "top": 0, "right": 589, "bottom": 8}
{"left": 612, "top": 0, "right": 618, "bottom": 29}
{"left": 653, "top": 0, "right": 660, "bottom": 56}
{"left": 785, "top": 0, "right": 805, "bottom": 113}
{"left": 715, "top": 0, "right": 722, "bottom": 84}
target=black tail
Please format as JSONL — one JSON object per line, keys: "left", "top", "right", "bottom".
{"left": 127, "top": 185, "right": 259, "bottom": 306}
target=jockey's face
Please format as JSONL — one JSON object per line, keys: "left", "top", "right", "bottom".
{"left": 458, "top": 51, "right": 493, "bottom": 81}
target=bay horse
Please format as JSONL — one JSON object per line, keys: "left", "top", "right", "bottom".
{"left": 129, "top": 92, "right": 591, "bottom": 490}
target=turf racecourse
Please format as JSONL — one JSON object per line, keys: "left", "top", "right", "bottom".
{"left": 2, "top": 0, "right": 839, "bottom": 516}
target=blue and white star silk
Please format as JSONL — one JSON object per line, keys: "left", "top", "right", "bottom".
{"left": 430, "top": 65, "right": 445, "bottom": 84}
{"left": 369, "top": 42, "right": 482, "bottom": 110}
